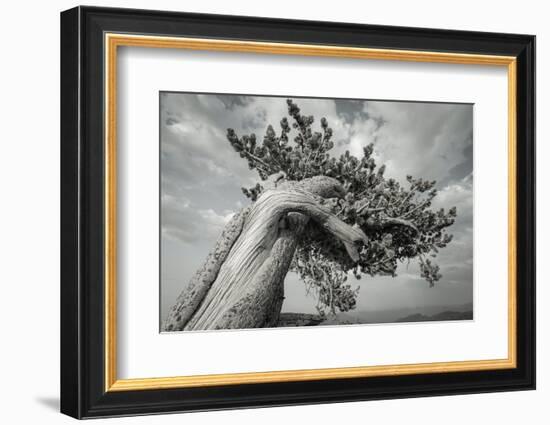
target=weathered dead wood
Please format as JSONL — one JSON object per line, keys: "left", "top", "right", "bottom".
{"left": 163, "top": 176, "right": 368, "bottom": 332}
{"left": 162, "top": 208, "right": 250, "bottom": 331}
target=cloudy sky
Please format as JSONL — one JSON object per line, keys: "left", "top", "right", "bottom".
{"left": 160, "top": 92, "right": 473, "bottom": 321}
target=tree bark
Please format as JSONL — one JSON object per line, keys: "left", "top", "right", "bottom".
{"left": 162, "top": 176, "right": 367, "bottom": 332}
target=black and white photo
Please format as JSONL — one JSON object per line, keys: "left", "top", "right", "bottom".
{"left": 160, "top": 93, "right": 474, "bottom": 332}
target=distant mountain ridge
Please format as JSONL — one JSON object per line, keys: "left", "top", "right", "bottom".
{"left": 396, "top": 310, "right": 473, "bottom": 322}
{"left": 319, "top": 303, "right": 473, "bottom": 326}
{"left": 278, "top": 303, "right": 473, "bottom": 327}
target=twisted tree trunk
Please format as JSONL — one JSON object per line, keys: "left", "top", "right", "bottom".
{"left": 162, "top": 176, "right": 367, "bottom": 332}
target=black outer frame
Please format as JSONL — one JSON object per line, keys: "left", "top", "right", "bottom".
{"left": 60, "top": 5, "right": 536, "bottom": 419}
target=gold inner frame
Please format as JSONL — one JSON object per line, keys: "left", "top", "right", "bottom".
{"left": 104, "top": 33, "right": 518, "bottom": 392}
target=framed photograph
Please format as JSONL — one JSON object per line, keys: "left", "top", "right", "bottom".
{"left": 60, "top": 6, "right": 535, "bottom": 419}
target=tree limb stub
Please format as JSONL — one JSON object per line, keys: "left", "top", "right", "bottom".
{"left": 258, "top": 189, "right": 368, "bottom": 251}
{"left": 259, "top": 189, "right": 368, "bottom": 261}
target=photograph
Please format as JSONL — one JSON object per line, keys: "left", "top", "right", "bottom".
{"left": 160, "top": 93, "right": 474, "bottom": 332}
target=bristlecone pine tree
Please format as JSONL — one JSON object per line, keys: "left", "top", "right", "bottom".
{"left": 163, "top": 99, "right": 457, "bottom": 331}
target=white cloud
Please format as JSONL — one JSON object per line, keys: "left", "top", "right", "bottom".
{"left": 199, "top": 208, "right": 235, "bottom": 227}
{"left": 161, "top": 193, "right": 235, "bottom": 244}
{"left": 360, "top": 101, "right": 473, "bottom": 185}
